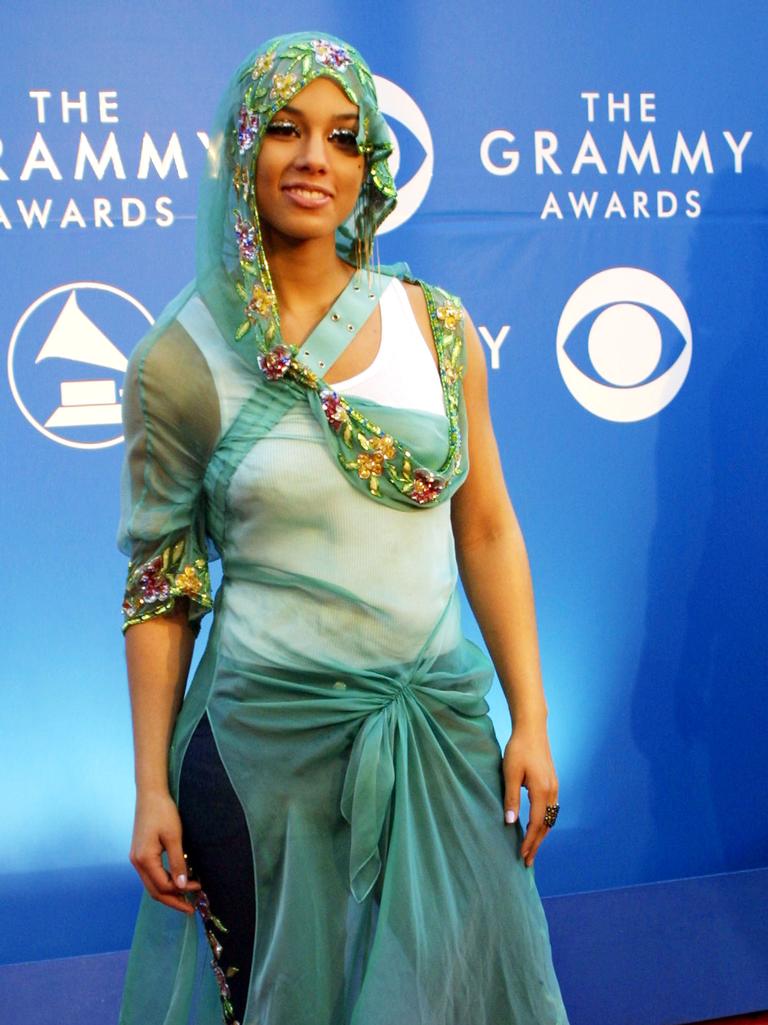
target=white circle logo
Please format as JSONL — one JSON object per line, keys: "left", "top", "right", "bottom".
{"left": 556, "top": 267, "right": 692, "bottom": 422}
{"left": 375, "top": 76, "right": 434, "bottom": 233}
{"left": 7, "top": 282, "right": 153, "bottom": 449}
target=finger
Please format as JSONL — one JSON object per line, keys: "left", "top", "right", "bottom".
{"left": 130, "top": 857, "right": 196, "bottom": 914}
{"left": 520, "top": 821, "right": 544, "bottom": 867}
{"left": 149, "top": 885, "right": 197, "bottom": 915}
{"left": 520, "top": 788, "right": 549, "bottom": 866}
{"left": 524, "top": 821, "right": 551, "bottom": 867}
{"left": 521, "top": 787, "right": 558, "bottom": 867}
{"left": 131, "top": 841, "right": 194, "bottom": 905}
{"left": 154, "top": 889, "right": 197, "bottom": 914}
{"left": 503, "top": 773, "right": 522, "bottom": 826}
{"left": 165, "top": 834, "right": 201, "bottom": 894}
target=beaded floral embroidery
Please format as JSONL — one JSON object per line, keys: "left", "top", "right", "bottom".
{"left": 184, "top": 860, "right": 241, "bottom": 1025}
{"left": 256, "top": 283, "right": 465, "bottom": 506}
{"left": 236, "top": 105, "right": 259, "bottom": 155}
{"left": 311, "top": 38, "right": 352, "bottom": 70}
{"left": 121, "top": 537, "right": 212, "bottom": 630}
{"left": 234, "top": 212, "right": 257, "bottom": 263}
{"left": 226, "top": 36, "right": 395, "bottom": 355}
{"left": 218, "top": 35, "right": 462, "bottom": 508}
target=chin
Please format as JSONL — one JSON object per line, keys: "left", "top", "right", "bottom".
{"left": 263, "top": 213, "right": 345, "bottom": 245}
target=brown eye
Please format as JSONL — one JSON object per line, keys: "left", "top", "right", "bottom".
{"left": 329, "top": 128, "right": 359, "bottom": 151}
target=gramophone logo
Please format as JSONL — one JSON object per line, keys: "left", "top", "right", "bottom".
{"left": 7, "top": 282, "right": 153, "bottom": 449}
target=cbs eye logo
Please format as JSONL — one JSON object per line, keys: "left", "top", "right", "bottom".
{"left": 374, "top": 75, "right": 433, "bottom": 232}
{"left": 556, "top": 267, "right": 692, "bottom": 423}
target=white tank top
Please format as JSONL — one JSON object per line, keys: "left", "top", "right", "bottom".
{"left": 330, "top": 277, "right": 446, "bottom": 417}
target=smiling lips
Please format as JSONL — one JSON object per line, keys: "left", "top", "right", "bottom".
{"left": 282, "top": 183, "right": 333, "bottom": 208}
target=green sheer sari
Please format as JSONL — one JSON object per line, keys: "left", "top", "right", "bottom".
{"left": 116, "top": 30, "right": 569, "bottom": 1025}
{"left": 117, "top": 267, "right": 568, "bottom": 1025}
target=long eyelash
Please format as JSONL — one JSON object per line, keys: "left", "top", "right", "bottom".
{"left": 266, "top": 120, "right": 297, "bottom": 135}
{"left": 329, "top": 128, "right": 358, "bottom": 146}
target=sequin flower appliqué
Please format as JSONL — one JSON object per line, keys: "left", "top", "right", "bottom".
{"left": 121, "top": 537, "right": 212, "bottom": 630}
{"left": 257, "top": 284, "right": 466, "bottom": 507}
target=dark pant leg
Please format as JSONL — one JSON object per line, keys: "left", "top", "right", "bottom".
{"left": 178, "top": 711, "right": 256, "bottom": 1023}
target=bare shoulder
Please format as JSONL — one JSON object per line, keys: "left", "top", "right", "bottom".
{"left": 460, "top": 306, "right": 488, "bottom": 384}
{"left": 401, "top": 280, "right": 437, "bottom": 364}
{"left": 401, "top": 279, "right": 429, "bottom": 320}
{"left": 400, "top": 279, "right": 487, "bottom": 386}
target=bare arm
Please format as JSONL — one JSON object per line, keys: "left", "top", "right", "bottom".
{"left": 451, "top": 311, "right": 558, "bottom": 867}
{"left": 125, "top": 601, "right": 200, "bottom": 913}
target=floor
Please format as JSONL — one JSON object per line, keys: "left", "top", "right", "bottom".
{"left": 0, "top": 950, "right": 765, "bottom": 1025}
{"left": 691, "top": 1016, "right": 768, "bottom": 1025}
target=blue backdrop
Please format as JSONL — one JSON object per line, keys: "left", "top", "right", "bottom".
{"left": 1, "top": 2, "right": 767, "bottom": 1021}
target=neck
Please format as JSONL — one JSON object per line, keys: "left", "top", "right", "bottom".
{"left": 262, "top": 230, "right": 354, "bottom": 318}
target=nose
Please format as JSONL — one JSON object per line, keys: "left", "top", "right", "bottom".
{"left": 293, "top": 129, "right": 330, "bottom": 173}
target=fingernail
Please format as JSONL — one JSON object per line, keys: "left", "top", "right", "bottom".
{"left": 175, "top": 874, "right": 187, "bottom": 888}
{"left": 504, "top": 809, "right": 517, "bottom": 824}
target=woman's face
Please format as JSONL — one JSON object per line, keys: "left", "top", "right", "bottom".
{"left": 254, "top": 77, "right": 365, "bottom": 244}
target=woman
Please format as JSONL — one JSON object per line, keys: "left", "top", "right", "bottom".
{"left": 118, "top": 31, "right": 568, "bottom": 1025}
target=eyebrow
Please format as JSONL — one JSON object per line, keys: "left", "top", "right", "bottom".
{"left": 280, "top": 105, "right": 359, "bottom": 122}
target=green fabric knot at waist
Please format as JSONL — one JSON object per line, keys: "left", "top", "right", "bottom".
{"left": 338, "top": 665, "right": 487, "bottom": 904}
{"left": 181, "top": 644, "right": 494, "bottom": 908}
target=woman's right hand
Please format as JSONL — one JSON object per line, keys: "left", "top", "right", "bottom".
{"left": 129, "top": 790, "right": 201, "bottom": 914}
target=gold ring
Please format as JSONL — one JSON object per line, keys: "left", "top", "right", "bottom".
{"left": 543, "top": 803, "right": 560, "bottom": 828}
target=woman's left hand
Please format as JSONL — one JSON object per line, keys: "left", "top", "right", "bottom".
{"left": 502, "top": 725, "right": 559, "bottom": 868}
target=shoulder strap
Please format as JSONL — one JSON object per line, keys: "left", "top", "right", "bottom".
{"left": 297, "top": 270, "right": 390, "bottom": 378}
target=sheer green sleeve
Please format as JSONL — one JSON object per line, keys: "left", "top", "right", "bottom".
{"left": 117, "top": 318, "right": 221, "bottom": 634}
